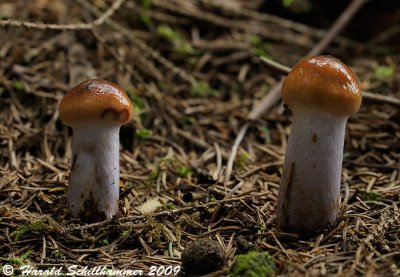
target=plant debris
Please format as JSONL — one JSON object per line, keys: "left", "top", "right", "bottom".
{"left": 0, "top": 0, "right": 399, "bottom": 276}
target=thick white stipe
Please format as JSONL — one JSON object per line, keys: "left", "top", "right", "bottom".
{"left": 277, "top": 107, "right": 347, "bottom": 235}
{"left": 67, "top": 123, "right": 120, "bottom": 221}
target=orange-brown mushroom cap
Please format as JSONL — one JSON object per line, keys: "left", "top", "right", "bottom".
{"left": 59, "top": 79, "right": 133, "bottom": 127}
{"left": 282, "top": 56, "right": 362, "bottom": 116}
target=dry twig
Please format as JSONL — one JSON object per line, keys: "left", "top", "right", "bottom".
{"left": 0, "top": 0, "right": 125, "bottom": 30}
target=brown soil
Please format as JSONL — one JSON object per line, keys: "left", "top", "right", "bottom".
{"left": 0, "top": 0, "right": 399, "bottom": 276}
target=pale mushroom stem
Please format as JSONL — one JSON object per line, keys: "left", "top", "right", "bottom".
{"left": 68, "top": 123, "right": 120, "bottom": 222}
{"left": 277, "top": 107, "right": 347, "bottom": 235}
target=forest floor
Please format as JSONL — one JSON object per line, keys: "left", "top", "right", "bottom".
{"left": 0, "top": 0, "right": 399, "bottom": 276}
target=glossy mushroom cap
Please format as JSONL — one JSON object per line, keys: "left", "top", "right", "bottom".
{"left": 59, "top": 79, "right": 133, "bottom": 127}
{"left": 282, "top": 55, "right": 362, "bottom": 117}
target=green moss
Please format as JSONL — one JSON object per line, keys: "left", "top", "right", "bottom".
{"left": 50, "top": 249, "right": 65, "bottom": 260}
{"left": 149, "top": 170, "right": 160, "bottom": 180}
{"left": 374, "top": 65, "right": 394, "bottom": 79}
{"left": 139, "top": 0, "right": 153, "bottom": 28}
{"left": 281, "top": 0, "right": 313, "bottom": 13}
{"left": 282, "top": 0, "right": 295, "bottom": 8}
{"left": 250, "top": 35, "right": 270, "bottom": 59}
{"left": 150, "top": 156, "right": 194, "bottom": 182}
{"left": 0, "top": 249, "right": 33, "bottom": 266}
{"left": 359, "top": 191, "right": 381, "bottom": 201}
{"left": 14, "top": 80, "right": 25, "bottom": 92}
{"left": 162, "top": 202, "right": 176, "bottom": 210}
{"left": 188, "top": 56, "right": 199, "bottom": 66}
{"left": 190, "top": 80, "right": 219, "bottom": 97}
{"left": 181, "top": 115, "right": 196, "bottom": 125}
{"left": 120, "top": 230, "right": 131, "bottom": 238}
{"left": 235, "top": 153, "right": 250, "bottom": 168}
{"left": 136, "top": 128, "right": 153, "bottom": 140}
{"left": 177, "top": 166, "right": 192, "bottom": 178}
{"left": 157, "top": 25, "right": 198, "bottom": 55}
{"left": 229, "top": 251, "right": 275, "bottom": 277}
{"left": 100, "top": 239, "right": 109, "bottom": 246}
{"left": 124, "top": 86, "right": 144, "bottom": 115}
{"left": 10, "top": 221, "right": 45, "bottom": 241}
{"left": 257, "top": 224, "right": 267, "bottom": 232}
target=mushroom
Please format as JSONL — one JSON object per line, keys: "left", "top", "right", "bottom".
{"left": 59, "top": 79, "right": 133, "bottom": 222}
{"left": 276, "top": 56, "right": 362, "bottom": 236}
